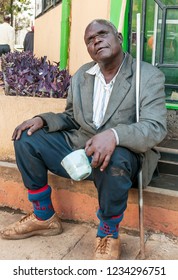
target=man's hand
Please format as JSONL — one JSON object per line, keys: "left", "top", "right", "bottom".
{"left": 12, "top": 117, "right": 44, "bottom": 140}
{"left": 85, "top": 129, "right": 117, "bottom": 171}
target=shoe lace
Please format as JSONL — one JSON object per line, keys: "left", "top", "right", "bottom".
{"left": 19, "top": 213, "right": 34, "bottom": 224}
{"left": 96, "top": 235, "right": 113, "bottom": 255}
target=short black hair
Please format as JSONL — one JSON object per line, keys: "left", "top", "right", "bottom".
{"left": 86, "top": 19, "right": 118, "bottom": 34}
{"left": 4, "top": 15, "right": 11, "bottom": 23}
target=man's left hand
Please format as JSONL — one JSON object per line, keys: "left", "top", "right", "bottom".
{"left": 85, "top": 129, "right": 117, "bottom": 171}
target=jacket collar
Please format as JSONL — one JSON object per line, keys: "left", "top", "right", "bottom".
{"left": 80, "top": 53, "right": 133, "bottom": 128}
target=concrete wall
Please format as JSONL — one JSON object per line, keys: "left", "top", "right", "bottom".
{"left": 34, "top": 5, "right": 62, "bottom": 63}
{"left": 0, "top": 93, "right": 66, "bottom": 161}
{"left": 34, "top": 0, "right": 110, "bottom": 75}
{"left": 167, "top": 110, "right": 178, "bottom": 138}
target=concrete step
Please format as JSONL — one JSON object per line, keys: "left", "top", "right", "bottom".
{"left": 157, "top": 138, "right": 178, "bottom": 151}
{"left": 0, "top": 161, "right": 178, "bottom": 237}
{"left": 155, "top": 138, "right": 178, "bottom": 176}
{"left": 149, "top": 173, "right": 178, "bottom": 191}
{"left": 158, "top": 160, "right": 178, "bottom": 176}
{"left": 156, "top": 139, "right": 178, "bottom": 161}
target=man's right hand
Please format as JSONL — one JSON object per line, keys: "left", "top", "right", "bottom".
{"left": 12, "top": 117, "right": 44, "bottom": 140}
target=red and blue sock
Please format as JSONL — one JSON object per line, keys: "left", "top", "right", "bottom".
{"left": 28, "top": 185, "right": 55, "bottom": 220}
{"left": 96, "top": 209, "right": 124, "bottom": 238}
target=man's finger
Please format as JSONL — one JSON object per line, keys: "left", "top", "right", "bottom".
{"left": 85, "top": 138, "right": 93, "bottom": 151}
{"left": 91, "top": 151, "right": 100, "bottom": 167}
{"left": 27, "top": 124, "right": 39, "bottom": 136}
{"left": 100, "top": 154, "right": 111, "bottom": 171}
{"left": 13, "top": 129, "right": 22, "bottom": 141}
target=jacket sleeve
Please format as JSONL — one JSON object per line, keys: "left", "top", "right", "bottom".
{"left": 114, "top": 66, "right": 167, "bottom": 153}
{"left": 37, "top": 81, "right": 80, "bottom": 132}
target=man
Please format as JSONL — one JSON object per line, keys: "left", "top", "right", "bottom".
{"left": 23, "top": 26, "right": 34, "bottom": 53}
{"left": 0, "top": 19, "right": 167, "bottom": 260}
{"left": 0, "top": 15, "right": 15, "bottom": 56}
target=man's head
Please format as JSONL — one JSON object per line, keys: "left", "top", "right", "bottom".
{"left": 84, "top": 19, "right": 123, "bottom": 64}
{"left": 3, "top": 15, "right": 11, "bottom": 24}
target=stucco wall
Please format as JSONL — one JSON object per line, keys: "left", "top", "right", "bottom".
{"left": 34, "top": 0, "right": 110, "bottom": 75}
{"left": 34, "top": 5, "right": 62, "bottom": 63}
{"left": 0, "top": 94, "right": 66, "bottom": 161}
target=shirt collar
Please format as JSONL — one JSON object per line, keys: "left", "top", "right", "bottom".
{"left": 86, "top": 63, "right": 100, "bottom": 76}
{"left": 86, "top": 64, "right": 116, "bottom": 86}
{"left": 86, "top": 54, "right": 126, "bottom": 85}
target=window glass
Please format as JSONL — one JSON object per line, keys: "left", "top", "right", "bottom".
{"left": 164, "top": 9, "right": 178, "bottom": 64}
{"left": 129, "top": 1, "right": 142, "bottom": 58}
{"left": 44, "top": 0, "right": 53, "bottom": 10}
{"left": 160, "top": 0, "right": 178, "bottom": 5}
{"left": 130, "top": 0, "right": 178, "bottom": 103}
{"left": 144, "top": 0, "right": 162, "bottom": 65}
{"left": 35, "top": 0, "right": 61, "bottom": 17}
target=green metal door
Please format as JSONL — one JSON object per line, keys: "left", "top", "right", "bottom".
{"left": 129, "top": 0, "right": 178, "bottom": 109}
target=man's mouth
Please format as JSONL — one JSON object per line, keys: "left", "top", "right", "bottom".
{"left": 96, "top": 47, "right": 105, "bottom": 54}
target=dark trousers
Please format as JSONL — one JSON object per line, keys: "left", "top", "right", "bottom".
{"left": 0, "top": 44, "right": 10, "bottom": 56}
{"left": 14, "top": 129, "right": 141, "bottom": 219}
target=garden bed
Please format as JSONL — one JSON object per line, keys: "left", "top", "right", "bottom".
{"left": 0, "top": 51, "right": 70, "bottom": 98}
{"left": 0, "top": 52, "right": 70, "bottom": 161}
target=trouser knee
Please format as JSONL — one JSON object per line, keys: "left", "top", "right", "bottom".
{"left": 93, "top": 147, "right": 140, "bottom": 218}
{"left": 14, "top": 130, "right": 30, "bottom": 155}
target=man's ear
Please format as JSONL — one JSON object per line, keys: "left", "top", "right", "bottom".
{"left": 117, "top": 32, "right": 123, "bottom": 44}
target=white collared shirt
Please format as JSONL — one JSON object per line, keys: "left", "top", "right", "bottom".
{"left": 0, "top": 22, "right": 15, "bottom": 51}
{"left": 86, "top": 58, "right": 125, "bottom": 144}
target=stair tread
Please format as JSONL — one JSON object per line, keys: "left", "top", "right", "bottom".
{"left": 149, "top": 173, "right": 178, "bottom": 191}
{"left": 157, "top": 138, "right": 178, "bottom": 150}
{"left": 158, "top": 159, "right": 178, "bottom": 164}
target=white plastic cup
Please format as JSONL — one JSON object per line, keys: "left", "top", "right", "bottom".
{"left": 61, "top": 149, "right": 92, "bottom": 181}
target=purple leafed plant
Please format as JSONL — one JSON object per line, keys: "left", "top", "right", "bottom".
{"left": 0, "top": 51, "right": 71, "bottom": 98}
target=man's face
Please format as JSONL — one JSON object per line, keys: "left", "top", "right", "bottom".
{"left": 84, "top": 21, "right": 122, "bottom": 63}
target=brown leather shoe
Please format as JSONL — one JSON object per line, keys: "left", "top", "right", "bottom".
{"left": 0, "top": 213, "right": 63, "bottom": 240}
{"left": 94, "top": 235, "right": 121, "bottom": 260}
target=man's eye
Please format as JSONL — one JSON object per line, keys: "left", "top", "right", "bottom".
{"left": 99, "top": 33, "right": 107, "bottom": 37}
{"left": 87, "top": 33, "right": 108, "bottom": 45}
{"left": 87, "top": 39, "right": 93, "bottom": 45}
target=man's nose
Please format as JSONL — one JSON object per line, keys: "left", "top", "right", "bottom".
{"left": 93, "top": 35, "right": 101, "bottom": 44}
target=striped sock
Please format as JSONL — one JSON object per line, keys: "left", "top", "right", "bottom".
{"left": 28, "top": 185, "right": 55, "bottom": 220}
{"left": 96, "top": 209, "right": 124, "bottom": 238}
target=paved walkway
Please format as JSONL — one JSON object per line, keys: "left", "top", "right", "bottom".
{"left": 0, "top": 210, "right": 178, "bottom": 260}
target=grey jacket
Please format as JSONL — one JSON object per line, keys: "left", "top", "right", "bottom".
{"left": 39, "top": 53, "right": 167, "bottom": 186}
